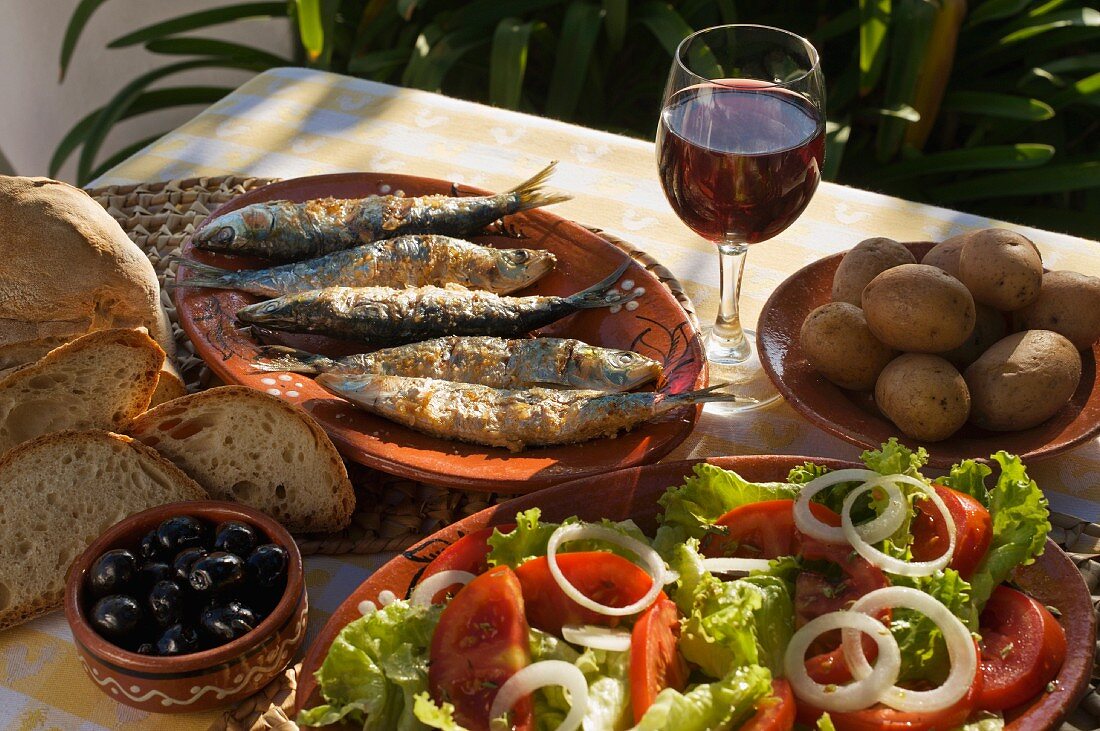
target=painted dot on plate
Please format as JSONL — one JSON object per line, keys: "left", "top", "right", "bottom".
{"left": 260, "top": 377, "right": 277, "bottom": 386}
{"left": 358, "top": 600, "right": 377, "bottom": 615}
{"left": 609, "top": 304, "right": 622, "bottom": 314}
{"left": 286, "top": 390, "right": 300, "bottom": 398}
{"left": 625, "top": 301, "right": 640, "bottom": 311}
{"left": 378, "top": 589, "right": 397, "bottom": 606}
{"left": 295, "top": 382, "right": 304, "bottom": 388}
{"left": 278, "top": 374, "right": 293, "bottom": 382}
{"left": 266, "top": 388, "right": 281, "bottom": 396}
{"left": 130, "top": 685, "right": 141, "bottom": 693}
{"left": 379, "top": 184, "right": 391, "bottom": 193}
{"left": 634, "top": 287, "right": 646, "bottom": 296}
{"left": 621, "top": 278, "right": 634, "bottom": 290}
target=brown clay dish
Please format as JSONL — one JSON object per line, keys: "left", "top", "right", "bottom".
{"left": 295, "top": 455, "right": 1096, "bottom": 731}
{"left": 64, "top": 500, "right": 307, "bottom": 714}
{"left": 175, "top": 173, "right": 706, "bottom": 494}
{"left": 757, "top": 241, "right": 1100, "bottom": 469}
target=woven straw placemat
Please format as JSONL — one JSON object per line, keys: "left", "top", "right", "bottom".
{"left": 85, "top": 177, "right": 1099, "bottom": 731}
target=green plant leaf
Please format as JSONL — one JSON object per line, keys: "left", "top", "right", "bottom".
{"left": 875, "top": 0, "right": 935, "bottom": 162}
{"left": 823, "top": 119, "right": 851, "bottom": 181}
{"left": 402, "top": 24, "right": 488, "bottom": 91}
{"left": 997, "top": 8, "right": 1100, "bottom": 45}
{"left": 636, "top": 1, "right": 695, "bottom": 58}
{"left": 859, "top": 104, "right": 921, "bottom": 121}
{"left": 86, "top": 133, "right": 166, "bottom": 183}
{"left": 603, "top": 0, "right": 628, "bottom": 51}
{"left": 811, "top": 7, "right": 860, "bottom": 44}
{"left": 144, "top": 37, "right": 290, "bottom": 66}
{"left": 490, "top": 18, "right": 533, "bottom": 109}
{"left": 443, "top": 0, "right": 563, "bottom": 32}
{"left": 1047, "top": 71, "right": 1100, "bottom": 108}
{"left": 295, "top": 0, "right": 325, "bottom": 62}
{"left": 108, "top": 2, "right": 287, "bottom": 48}
{"left": 77, "top": 60, "right": 265, "bottom": 184}
{"left": 396, "top": 0, "right": 420, "bottom": 20}
{"left": 941, "top": 91, "right": 1055, "bottom": 119}
{"left": 931, "top": 161, "right": 1100, "bottom": 202}
{"left": 347, "top": 48, "right": 411, "bottom": 76}
{"left": 966, "top": 0, "right": 1031, "bottom": 27}
{"left": 876, "top": 144, "right": 1055, "bottom": 182}
{"left": 50, "top": 86, "right": 232, "bottom": 178}
{"left": 59, "top": 0, "right": 112, "bottom": 82}
{"left": 545, "top": 1, "right": 603, "bottom": 119}
{"left": 859, "top": 0, "right": 891, "bottom": 95}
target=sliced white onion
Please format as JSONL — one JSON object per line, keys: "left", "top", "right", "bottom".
{"left": 546, "top": 524, "right": 665, "bottom": 617}
{"left": 785, "top": 610, "right": 901, "bottom": 712}
{"left": 409, "top": 570, "right": 475, "bottom": 606}
{"left": 562, "top": 624, "right": 633, "bottom": 652}
{"left": 842, "top": 587, "right": 977, "bottom": 713}
{"left": 489, "top": 660, "right": 588, "bottom": 731}
{"left": 794, "top": 469, "right": 880, "bottom": 543}
{"left": 852, "top": 476, "right": 907, "bottom": 544}
{"left": 702, "top": 557, "right": 772, "bottom": 576}
{"left": 841, "top": 475, "right": 955, "bottom": 577}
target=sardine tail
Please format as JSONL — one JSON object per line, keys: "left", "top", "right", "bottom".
{"left": 567, "top": 259, "right": 639, "bottom": 310}
{"left": 251, "top": 345, "right": 333, "bottom": 374}
{"left": 507, "top": 161, "right": 572, "bottom": 212}
{"left": 170, "top": 255, "right": 237, "bottom": 290}
{"left": 668, "top": 383, "right": 742, "bottom": 406}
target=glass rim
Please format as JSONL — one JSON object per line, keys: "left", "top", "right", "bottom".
{"left": 674, "top": 23, "right": 821, "bottom": 90}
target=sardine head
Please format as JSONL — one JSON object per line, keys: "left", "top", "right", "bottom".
{"left": 568, "top": 346, "right": 664, "bottom": 390}
{"left": 236, "top": 296, "right": 298, "bottom": 328}
{"left": 492, "top": 248, "right": 557, "bottom": 292}
{"left": 192, "top": 206, "right": 274, "bottom": 252}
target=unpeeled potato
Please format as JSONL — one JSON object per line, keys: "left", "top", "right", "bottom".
{"left": 800, "top": 302, "right": 896, "bottom": 390}
{"left": 940, "top": 304, "right": 1008, "bottom": 368}
{"left": 957, "top": 229, "right": 1043, "bottom": 311}
{"left": 1014, "top": 271, "right": 1100, "bottom": 350}
{"left": 862, "top": 264, "right": 976, "bottom": 353}
{"left": 922, "top": 236, "right": 967, "bottom": 279}
{"left": 831, "top": 238, "right": 916, "bottom": 306}
{"left": 875, "top": 354, "right": 970, "bottom": 442}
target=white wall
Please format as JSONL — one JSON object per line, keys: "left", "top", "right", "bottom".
{"left": 0, "top": 0, "right": 295, "bottom": 182}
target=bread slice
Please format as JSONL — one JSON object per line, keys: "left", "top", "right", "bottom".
{"left": 150, "top": 364, "right": 188, "bottom": 408}
{"left": 0, "top": 329, "right": 165, "bottom": 456}
{"left": 0, "top": 430, "right": 206, "bottom": 631}
{"left": 128, "top": 386, "right": 355, "bottom": 533}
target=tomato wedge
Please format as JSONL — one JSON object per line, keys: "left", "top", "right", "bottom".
{"left": 741, "top": 679, "right": 796, "bottom": 731}
{"left": 429, "top": 566, "right": 532, "bottom": 731}
{"left": 977, "top": 585, "right": 1066, "bottom": 711}
{"left": 795, "top": 535, "right": 889, "bottom": 626}
{"left": 702, "top": 500, "right": 837, "bottom": 559}
{"left": 423, "top": 524, "right": 515, "bottom": 579}
{"left": 629, "top": 593, "right": 689, "bottom": 723}
{"left": 514, "top": 551, "right": 653, "bottom": 635}
{"left": 911, "top": 485, "right": 991, "bottom": 579}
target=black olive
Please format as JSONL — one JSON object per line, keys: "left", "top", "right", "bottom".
{"left": 171, "top": 547, "right": 208, "bottom": 584}
{"left": 139, "top": 530, "right": 162, "bottom": 561}
{"left": 246, "top": 544, "right": 288, "bottom": 588}
{"left": 189, "top": 552, "right": 244, "bottom": 593}
{"left": 87, "top": 549, "right": 138, "bottom": 597}
{"left": 134, "top": 561, "right": 173, "bottom": 592}
{"left": 90, "top": 595, "right": 144, "bottom": 642}
{"left": 155, "top": 623, "right": 200, "bottom": 656}
{"left": 149, "top": 580, "right": 184, "bottom": 627}
{"left": 155, "top": 516, "right": 207, "bottom": 555}
{"left": 199, "top": 600, "right": 257, "bottom": 644}
{"left": 213, "top": 521, "right": 258, "bottom": 557}
{"left": 136, "top": 642, "right": 157, "bottom": 655}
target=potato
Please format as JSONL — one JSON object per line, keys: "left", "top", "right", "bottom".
{"left": 800, "top": 302, "right": 896, "bottom": 390}
{"left": 875, "top": 354, "right": 970, "bottom": 442}
{"left": 1013, "top": 270, "right": 1100, "bottom": 350}
{"left": 940, "top": 304, "right": 1008, "bottom": 368}
{"left": 862, "top": 264, "right": 976, "bottom": 353}
{"left": 957, "top": 229, "right": 1043, "bottom": 311}
{"left": 921, "top": 236, "right": 966, "bottom": 279}
{"left": 831, "top": 237, "right": 916, "bottom": 306}
{"left": 964, "top": 330, "right": 1081, "bottom": 431}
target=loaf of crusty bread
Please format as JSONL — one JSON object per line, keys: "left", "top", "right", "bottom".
{"left": 0, "top": 430, "right": 206, "bottom": 631}
{"left": 0, "top": 329, "right": 165, "bottom": 456}
{"left": 129, "top": 386, "right": 355, "bottom": 533}
{"left": 0, "top": 176, "right": 175, "bottom": 368}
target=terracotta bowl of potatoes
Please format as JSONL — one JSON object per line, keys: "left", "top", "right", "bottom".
{"left": 758, "top": 230, "right": 1100, "bottom": 468}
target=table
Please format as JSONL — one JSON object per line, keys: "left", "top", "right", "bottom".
{"left": 3, "top": 67, "right": 1096, "bottom": 729}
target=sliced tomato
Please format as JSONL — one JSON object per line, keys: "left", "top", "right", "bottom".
{"left": 796, "top": 648, "right": 983, "bottom": 731}
{"left": 805, "top": 639, "right": 880, "bottom": 686}
{"left": 629, "top": 594, "right": 689, "bottom": 723}
{"left": 428, "top": 566, "right": 532, "bottom": 731}
{"left": 741, "top": 679, "right": 796, "bottom": 731}
{"left": 795, "top": 536, "right": 890, "bottom": 626}
{"left": 700, "top": 500, "right": 827, "bottom": 559}
{"left": 423, "top": 524, "right": 515, "bottom": 578}
{"left": 514, "top": 551, "right": 653, "bottom": 635}
{"left": 911, "top": 485, "right": 991, "bottom": 579}
{"left": 977, "top": 585, "right": 1066, "bottom": 711}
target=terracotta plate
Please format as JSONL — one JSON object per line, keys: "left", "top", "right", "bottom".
{"left": 175, "top": 173, "right": 705, "bottom": 493}
{"left": 757, "top": 241, "right": 1100, "bottom": 469}
{"left": 295, "top": 455, "right": 1096, "bottom": 730}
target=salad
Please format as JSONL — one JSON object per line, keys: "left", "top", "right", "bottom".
{"left": 298, "top": 440, "right": 1064, "bottom": 731}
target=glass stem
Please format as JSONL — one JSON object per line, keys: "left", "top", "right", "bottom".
{"left": 708, "top": 240, "right": 751, "bottom": 364}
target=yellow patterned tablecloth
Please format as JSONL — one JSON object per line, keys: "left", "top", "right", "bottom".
{"left": 4, "top": 67, "right": 1097, "bottom": 729}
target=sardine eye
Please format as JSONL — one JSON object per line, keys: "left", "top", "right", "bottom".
{"left": 260, "top": 301, "right": 281, "bottom": 313}
{"left": 505, "top": 250, "right": 530, "bottom": 264}
{"left": 214, "top": 226, "right": 235, "bottom": 245}
{"left": 614, "top": 352, "right": 640, "bottom": 365}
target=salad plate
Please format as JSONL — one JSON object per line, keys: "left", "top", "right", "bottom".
{"left": 175, "top": 173, "right": 706, "bottom": 494}
{"left": 294, "top": 453, "right": 1095, "bottom": 730}
{"left": 757, "top": 241, "right": 1100, "bottom": 469}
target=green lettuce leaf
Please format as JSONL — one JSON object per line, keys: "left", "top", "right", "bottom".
{"left": 486, "top": 508, "right": 648, "bottom": 569}
{"left": 888, "top": 568, "right": 974, "bottom": 682}
{"left": 940, "top": 459, "right": 993, "bottom": 505}
{"left": 412, "top": 693, "right": 470, "bottom": 731}
{"left": 816, "top": 713, "right": 838, "bottom": 731}
{"left": 860, "top": 438, "right": 928, "bottom": 477}
{"left": 297, "top": 600, "right": 442, "bottom": 730}
{"left": 529, "top": 629, "right": 632, "bottom": 731}
{"left": 968, "top": 452, "right": 1050, "bottom": 611}
{"left": 957, "top": 712, "right": 1005, "bottom": 730}
{"left": 630, "top": 664, "right": 772, "bottom": 731}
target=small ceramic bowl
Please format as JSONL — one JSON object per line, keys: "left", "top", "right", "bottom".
{"left": 64, "top": 501, "right": 307, "bottom": 714}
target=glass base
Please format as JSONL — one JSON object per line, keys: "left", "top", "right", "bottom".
{"left": 703, "top": 328, "right": 782, "bottom": 413}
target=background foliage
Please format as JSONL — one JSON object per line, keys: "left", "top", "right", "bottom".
{"left": 58, "top": 0, "right": 1100, "bottom": 236}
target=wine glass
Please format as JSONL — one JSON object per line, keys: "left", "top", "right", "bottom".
{"left": 656, "top": 24, "right": 825, "bottom": 411}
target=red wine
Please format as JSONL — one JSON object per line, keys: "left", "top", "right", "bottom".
{"left": 657, "top": 80, "right": 825, "bottom": 243}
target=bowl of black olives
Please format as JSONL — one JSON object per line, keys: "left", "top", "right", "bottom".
{"left": 63, "top": 501, "right": 306, "bottom": 713}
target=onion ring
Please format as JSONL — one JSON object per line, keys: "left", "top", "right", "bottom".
{"left": 489, "top": 660, "right": 588, "bottom": 731}
{"left": 546, "top": 524, "right": 665, "bottom": 617}
{"left": 409, "top": 570, "right": 475, "bottom": 606}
